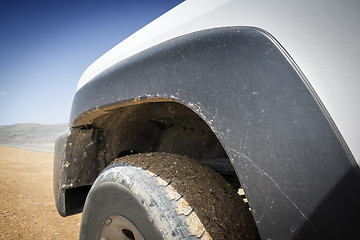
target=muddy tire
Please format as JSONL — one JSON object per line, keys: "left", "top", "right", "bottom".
{"left": 80, "top": 152, "right": 260, "bottom": 240}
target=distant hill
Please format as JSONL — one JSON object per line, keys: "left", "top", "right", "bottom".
{"left": 0, "top": 123, "right": 68, "bottom": 144}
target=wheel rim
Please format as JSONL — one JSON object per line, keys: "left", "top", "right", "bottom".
{"left": 98, "top": 216, "right": 145, "bottom": 240}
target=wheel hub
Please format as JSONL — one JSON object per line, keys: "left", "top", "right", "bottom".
{"left": 98, "top": 216, "right": 145, "bottom": 240}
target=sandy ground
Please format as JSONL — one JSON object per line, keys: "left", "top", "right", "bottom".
{"left": 0, "top": 146, "right": 81, "bottom": 239}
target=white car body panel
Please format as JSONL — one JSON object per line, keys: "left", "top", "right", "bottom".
{"left": 78, "top": 0, "right": 360, "bottom": 164}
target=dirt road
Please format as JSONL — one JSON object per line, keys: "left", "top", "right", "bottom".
{"left": 0, "top": 146, "right": 81, "bottom": 239}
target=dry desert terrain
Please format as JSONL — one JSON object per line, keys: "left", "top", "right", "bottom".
{"left": 0, "top": 145, "right": 81, "bottom": 239}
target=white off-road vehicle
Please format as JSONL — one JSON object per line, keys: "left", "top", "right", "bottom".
{"left": 54, "top": 0, "right": 360, "bottom": 239}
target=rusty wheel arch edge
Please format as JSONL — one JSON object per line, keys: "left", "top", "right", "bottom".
{"left": 54, "top": 27, "right": 360, "bottom": 239}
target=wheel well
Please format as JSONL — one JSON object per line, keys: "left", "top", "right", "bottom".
{"left": 94, "top": 102, "right": 228, "bottom": 163}
{"left": 64, "top": 101, "right": 242, "bottom": 215}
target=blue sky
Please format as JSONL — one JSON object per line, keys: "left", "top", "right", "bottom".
{"left": 0, "top": 0, "right": 183, "bottom": 125}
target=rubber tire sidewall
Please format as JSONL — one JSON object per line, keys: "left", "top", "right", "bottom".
{"left": 79, "top": 173, "right": 164, "bottom": 240}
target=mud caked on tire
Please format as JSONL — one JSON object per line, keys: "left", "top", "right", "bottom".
{"left": 80, "top": 152, "right": 260, "bottom": 240}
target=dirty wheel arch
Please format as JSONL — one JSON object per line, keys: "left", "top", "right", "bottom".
{"left": 80, "top": 152, "right": 260, "bottom": 239}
